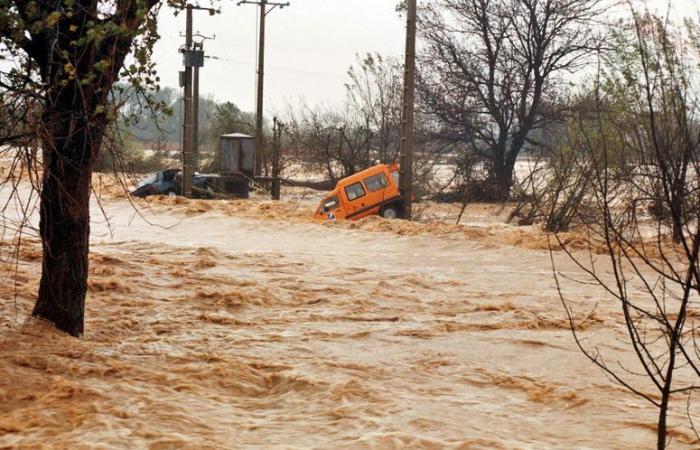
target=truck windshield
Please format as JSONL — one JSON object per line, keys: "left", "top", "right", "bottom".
{"left": 323, "top": 196, "right": 339, "bottom": 210}
{"left": 391, "top": 170, "right": 399, "bottom": 186}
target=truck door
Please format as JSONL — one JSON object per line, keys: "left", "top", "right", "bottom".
{"left": 363, "top": 172, "right": 390, "bottom": 209}
{"left": 342, "top": 181, "right": 367, "bottom": 217}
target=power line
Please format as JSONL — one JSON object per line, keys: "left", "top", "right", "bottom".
{"left": 203, "top": 54, "right": 344, "bottom": 79}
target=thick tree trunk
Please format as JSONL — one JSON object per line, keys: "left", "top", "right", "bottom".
{"left": 32, "top": 103, "right": 100, "bottom": 337}
{"left": 491, "top": 161, "right": 515, "bottom": 202}
{"left": 670, "top": 190, "right": 684, "bottom": 244}
{"left": 15, "top": 0, "right": 157, "bottom": 338}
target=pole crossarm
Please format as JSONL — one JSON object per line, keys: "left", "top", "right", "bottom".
{"left": 187, "top": 4, "right": 218, "bottom": 13}
{"left": 192, "top": 33, "right": 216, "bottom": 41}
{"left": 237, "top": 0, "right": 290, "bottom": 16}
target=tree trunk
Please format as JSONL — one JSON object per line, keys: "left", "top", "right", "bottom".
{"left": 32, "top": 101, "right": 101, "bottom": 337}
{"left": 492, "top": 160, "right": 515, "bottom": 202}
{"left": 656, "top": 393, "right": 668, "bottom": 450}
{"left": 670, "top": 190, "right": 684, "bottom": 244}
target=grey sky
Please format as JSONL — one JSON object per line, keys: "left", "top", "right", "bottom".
{"left": 153, "top": 0, "right": 405, "bottom": 113}
{"left": 152, "top": 0, "right": 697, "bottom": 114}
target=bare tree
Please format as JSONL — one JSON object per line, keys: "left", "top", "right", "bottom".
{"left": 554, "top": 8, "right": 700, "bottom": 448}
{"left": 281, "top": 54, "right": 404, "bottom": 182}
{"left": 283, "top": 104, "right": 360, "bottom": 183}
{"left": 345, "top": 53, "right": 404, "bottom": 164}
{"left": 418, "top": 0, "right": 603, "bottom": 201}
{"left": 283, "top": 53, "right": 452, "bottom": 194}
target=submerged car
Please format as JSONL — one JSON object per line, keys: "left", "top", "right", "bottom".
{"left": 131, "top": 169, "right": 214, "bottom": 198}
{"left": 314, "top": 163, "right": 405, "bottom": 221}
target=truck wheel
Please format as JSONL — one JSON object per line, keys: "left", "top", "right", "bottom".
{"left": 381, "top": 205, "right": 399, "bottom": 219}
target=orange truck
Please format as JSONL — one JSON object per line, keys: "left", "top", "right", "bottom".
{"left": 314, "top": 163, "right": 405, "bottom": 221}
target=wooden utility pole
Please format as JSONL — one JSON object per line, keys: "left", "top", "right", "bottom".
{"left": 399, "top": 0, "right": 417, "bottom": 220}
{"left": 255, "top": 0, "right": 266, "bottom": 176}
{"left": 182, "top": 4, "right": 194, "bottom": 197}
{"left": 237, "top": 0, "right": 290, "bottom": 176}
{"left": 193, "top": 41, "right": 201, "bottom": 174}
{"left": 180, "top": 4, "right": 214, "bottom": 197}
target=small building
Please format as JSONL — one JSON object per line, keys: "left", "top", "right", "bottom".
{"left": 208, "top": 133, "right": 255, "bottom": 199}
{"left": 219, "top": 133, "right": 255, "bottom": 176}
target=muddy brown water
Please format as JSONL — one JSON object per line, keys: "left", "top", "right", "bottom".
{"left": 0, "top": 193, "right": 698, "bottom": 449}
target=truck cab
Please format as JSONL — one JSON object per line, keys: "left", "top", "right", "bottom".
{"left": 314, "top": 163, "right": 404, "bottom": 221}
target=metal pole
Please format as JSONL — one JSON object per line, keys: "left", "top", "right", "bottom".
{"left": 183, "top": 4, "right": 194, "bottom": 198}
{"left": 399, "top": 0, "right": 417, "bottom": 220}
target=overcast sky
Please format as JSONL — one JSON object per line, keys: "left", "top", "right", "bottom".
{"left": 152, "top": 0, "right": 697, "bottom": 114}
{"left": 152, "top": 0, "right": 405, "bottom": 113}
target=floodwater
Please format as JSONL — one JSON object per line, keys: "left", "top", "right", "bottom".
{"left": 0, "top": 190, "right": 698, "bottom": 449}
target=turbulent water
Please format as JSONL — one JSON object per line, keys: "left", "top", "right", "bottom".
{"left": 0, "top": 191, "right": 698, "bottom": 449}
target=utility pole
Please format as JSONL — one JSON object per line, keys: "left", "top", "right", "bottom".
{"left": 180, "top": 4, "right": 214, "bottom": 197}
{"left": 193, "top": 41, "right": 200, "bottom": 175}
{"left": 182, "top": 4, "right": 194, "bottom": 198}
{"left": 237, "top": 0, "right": 290, "bottom": 177}
{"left": 399, "top": 0, "right": 417, "bottom": 220}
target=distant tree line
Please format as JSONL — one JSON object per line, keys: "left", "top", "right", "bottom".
{"left": 96, "top": 84, "right": 256, "bottom": 173}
